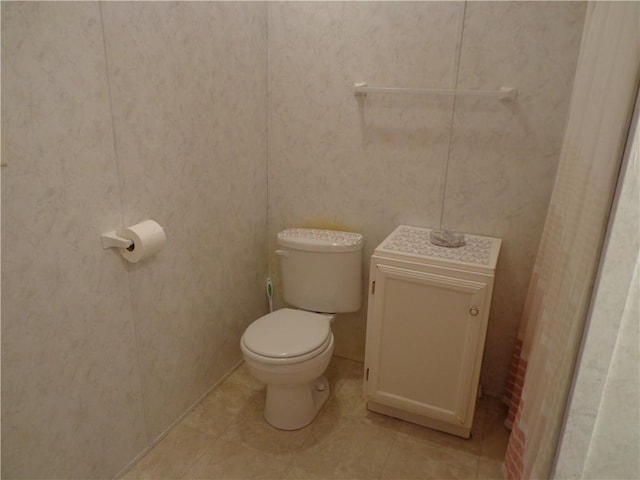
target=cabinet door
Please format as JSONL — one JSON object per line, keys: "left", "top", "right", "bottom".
{"left": 365, "top": 263, "right": 488, "bottom": 427}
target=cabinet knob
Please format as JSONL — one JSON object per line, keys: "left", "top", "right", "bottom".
{"left": 469, "top": 307, "right": 479, "bottom": 316}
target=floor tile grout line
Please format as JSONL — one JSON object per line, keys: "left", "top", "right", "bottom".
{"left": 376, "top": 428, "right": 401, "bottom": 480}
{"left": 279, "top": 447, "right": 300, "bottom": 480}
{"left": 177, "top": 432, "right": 220, "bottom": 480}
{"left": 473, "top": 451, "right": 483, "bottom": 480}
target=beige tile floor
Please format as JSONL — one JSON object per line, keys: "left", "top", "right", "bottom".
{"left": 121, "top": 356, "right": 509, "bottom": 480}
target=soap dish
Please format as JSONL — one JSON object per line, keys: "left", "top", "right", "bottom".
{"left": 430, "top": 229, "right": 466, "bottom": 248}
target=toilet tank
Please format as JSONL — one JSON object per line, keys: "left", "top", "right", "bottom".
{"left": 276, "top": 228, "right": 364, "bottom": 313}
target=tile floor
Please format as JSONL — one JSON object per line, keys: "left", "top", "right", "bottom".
{"left": 121, "top": 356, "right": 509, "bottom": 479}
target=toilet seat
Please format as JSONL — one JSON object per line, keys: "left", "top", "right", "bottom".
{"left": 241, "top": 308, "right": 332, "bottom": 365}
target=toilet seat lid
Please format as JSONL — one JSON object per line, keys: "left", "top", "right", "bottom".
{"left": 242, "top": 308, "right": 331, "bottom": 359}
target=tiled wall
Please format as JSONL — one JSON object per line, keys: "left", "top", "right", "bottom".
{"left": 1, "top": 2, "right": 267, "bottom": 479}
{"left": 267, "top": 1, "right": 586, "bottom": 395}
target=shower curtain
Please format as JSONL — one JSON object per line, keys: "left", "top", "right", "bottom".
{"left": 502, "top": 3, "right": 640, "bottom": 479}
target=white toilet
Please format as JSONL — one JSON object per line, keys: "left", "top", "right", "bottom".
{"left": 240, "top": 228, "right": 364, "bottom": 430}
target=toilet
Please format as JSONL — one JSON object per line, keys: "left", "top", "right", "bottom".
{"left": 240, "top": 228, "right": 364, "bottom": 430}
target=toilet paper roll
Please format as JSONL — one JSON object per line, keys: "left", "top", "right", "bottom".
{"left": 120, "top": 220, "right": 166, "bottom": 264}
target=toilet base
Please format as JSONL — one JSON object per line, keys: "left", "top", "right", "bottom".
{"left": 264, "top": 375, "right": 330, "bottom": 430}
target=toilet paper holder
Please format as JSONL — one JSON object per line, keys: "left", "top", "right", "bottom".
{"left": 101, "top": 231, "right": 134, "bottom": 251}
{"left": 101, "top": 220, "right": 165, "bottom": 263}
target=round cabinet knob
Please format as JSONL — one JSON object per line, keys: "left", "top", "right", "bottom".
{"left": 469, "top": 307, "right": 479, "bottom": 316}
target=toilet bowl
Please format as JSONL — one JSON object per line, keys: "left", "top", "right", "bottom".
{"left": 240, "top": 308, "right": 335, "bottom": 430}
{"left": 240, "top": 228, "right": 364, "bottom": 430}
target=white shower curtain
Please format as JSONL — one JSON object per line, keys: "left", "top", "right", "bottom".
{"left": 503, "top": 3, "right": 640, "bottom": 479}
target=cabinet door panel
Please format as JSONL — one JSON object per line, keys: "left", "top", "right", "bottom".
{"left": 366, "top": 264, "right": 487, "bottom": 426}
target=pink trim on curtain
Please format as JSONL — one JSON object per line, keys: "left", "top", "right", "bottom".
{"left": 503, "top": 338, "right": 526, "bottom": 430}
{"left": 505, "top": 403, "right": 526, "bottom": 480}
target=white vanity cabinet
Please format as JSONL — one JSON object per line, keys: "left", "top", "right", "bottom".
{"left": 364, "top": 225, "right": 501, "bottom": 438}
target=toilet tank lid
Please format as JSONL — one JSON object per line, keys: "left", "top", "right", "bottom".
{"left": 278, "top": 228, "right": 364, "bottom": 252}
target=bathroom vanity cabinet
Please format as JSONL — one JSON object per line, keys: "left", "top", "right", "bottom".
{"left": 364, "top": 225, "right": 501, "bottom": 438}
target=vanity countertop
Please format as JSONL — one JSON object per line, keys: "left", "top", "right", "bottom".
{"left": 374, "top": 225, "right": 502, "bottom": 274}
